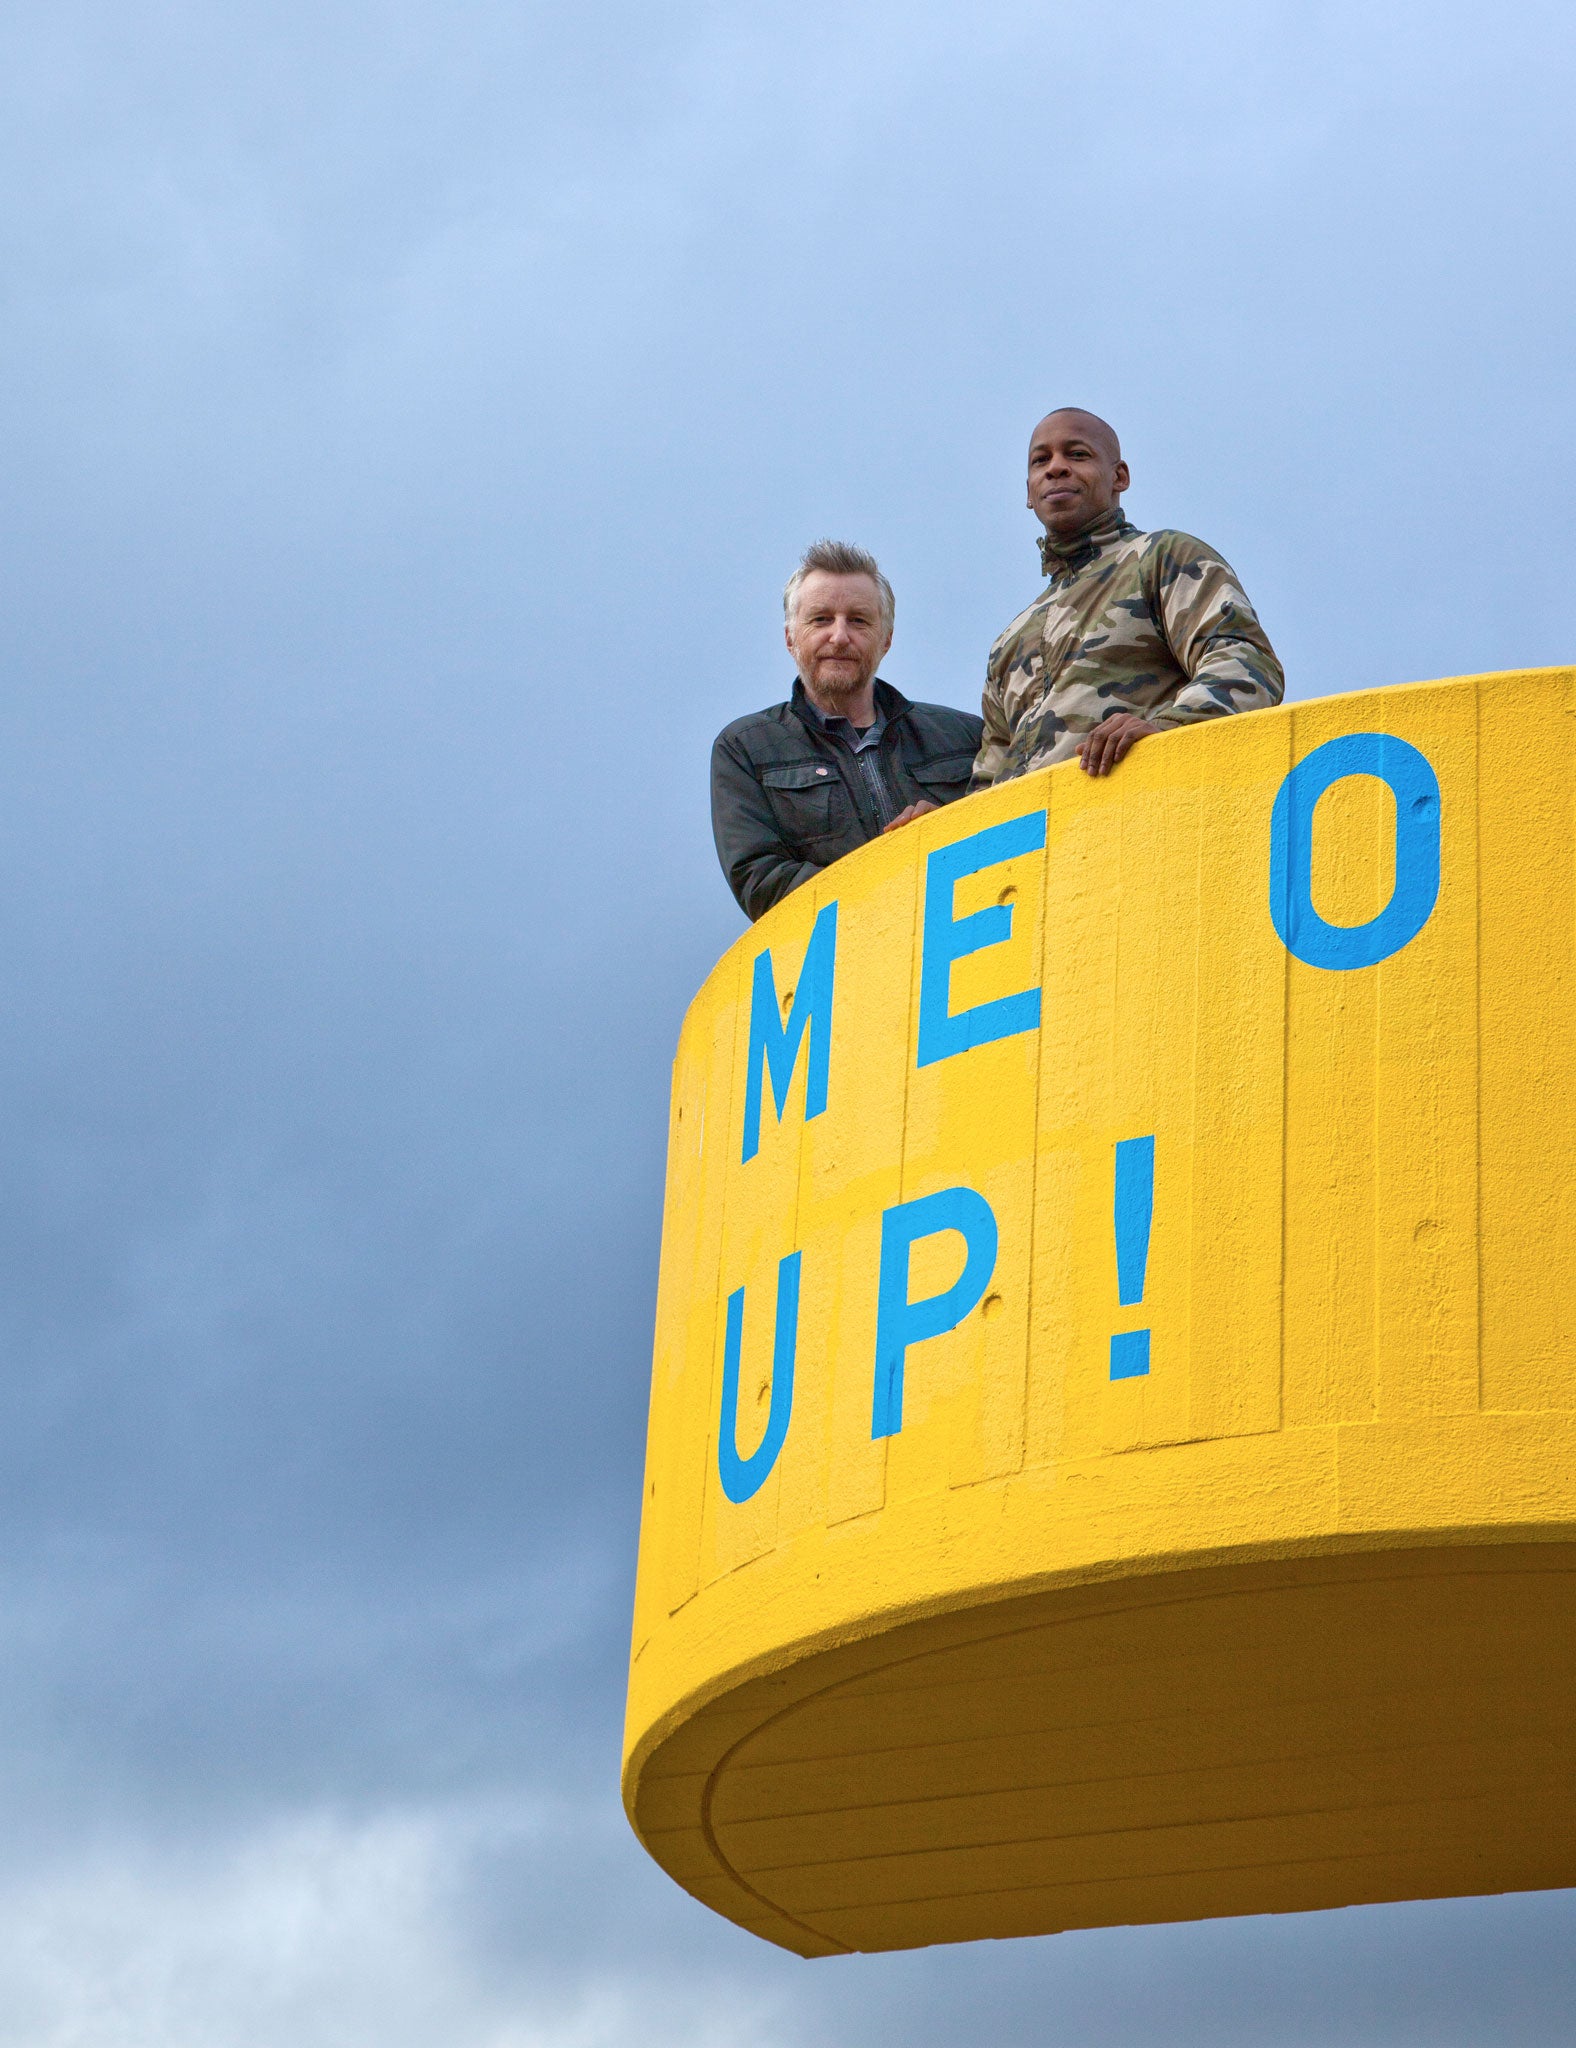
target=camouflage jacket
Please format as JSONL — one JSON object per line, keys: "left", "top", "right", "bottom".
{"left": 972, "top": 508, "right": 1284, "bottom": 785}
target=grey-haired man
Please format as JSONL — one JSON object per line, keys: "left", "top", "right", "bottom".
{"left": 710, "top": 540, "right": 983, "bottom": 921}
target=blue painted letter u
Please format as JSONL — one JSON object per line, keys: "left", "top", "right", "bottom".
{"left": 718, "top": 1250, "right": 800, "bottom": 1504}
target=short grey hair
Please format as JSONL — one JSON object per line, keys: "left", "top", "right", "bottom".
{"left": 782, "top": 539, "right": 895, "bottom": 637}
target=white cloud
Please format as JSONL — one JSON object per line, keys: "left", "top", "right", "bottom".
{"left": 0, "top": 1799, "right": 785, "bottom": 2048}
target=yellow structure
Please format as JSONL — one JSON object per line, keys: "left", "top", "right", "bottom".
{"left": 623, "top": 668, "right": 1576, "bottom": 1958}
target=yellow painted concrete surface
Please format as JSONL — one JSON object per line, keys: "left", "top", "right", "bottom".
{"left": 623, "top": 669, "right": 1576, "bottom": 1956}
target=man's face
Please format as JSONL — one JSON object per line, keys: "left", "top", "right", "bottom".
{"left": 1026, "top": 411, "right": 1131, "bottom": 538}
{"left": 785, "top": 570, "right": 892, "bottom": 703}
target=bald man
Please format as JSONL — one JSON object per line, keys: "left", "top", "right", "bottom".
{"left": 972, "top": 410, "right": 1284, "bottom": 785}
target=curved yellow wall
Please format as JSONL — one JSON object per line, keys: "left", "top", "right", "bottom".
{"left": 623, "top": 668, "right": 1576, "bottom": 1957}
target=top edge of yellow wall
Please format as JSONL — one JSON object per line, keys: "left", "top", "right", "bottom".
{"left": 685, "top": 664, "right": 1575, "bottom": 1036}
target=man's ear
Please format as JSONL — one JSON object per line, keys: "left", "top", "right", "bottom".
{"left": 1114, "top": 459, "right": 1132, "bottom": 495}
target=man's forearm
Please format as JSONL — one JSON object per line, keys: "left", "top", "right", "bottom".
{"left": 732, "top": 851, "right": 821, "bottom": 921}
{"left": 1154, "top": 643, "right": 1284, "bottom": 725}
{"left": 712, "top": 742, "right": 816, "bottom": 919}
{"left": 1154, "top": 552, "right": 1285, "bottom": 727}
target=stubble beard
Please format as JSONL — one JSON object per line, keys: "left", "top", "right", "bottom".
{"left": 803, "top": 654, "right": 875, "bottom": 711}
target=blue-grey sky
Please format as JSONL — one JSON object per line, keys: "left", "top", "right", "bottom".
{"left": 0, "top": 0, "right": 1573, "bottom": 2038}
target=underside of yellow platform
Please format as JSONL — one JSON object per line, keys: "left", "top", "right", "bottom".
{"left": 632, "top": 1544, "right": 1576, "bottom": 1955}
{"left": 624, "top": 669, "right": 1576, "bottom": 1953}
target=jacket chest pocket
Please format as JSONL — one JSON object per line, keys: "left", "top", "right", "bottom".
{"left": 760, "top": 761, "right": 850, "bottom": 844}
{"left": 907, "top": 751, "right": 977, "bottom": 803}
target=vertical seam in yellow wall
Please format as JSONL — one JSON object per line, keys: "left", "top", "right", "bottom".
{"left": 881, "top": 834, "right": 922, "bottom": 1500}
{"left": 1112, "top": 781, "right": 1127, "bottom": 1439}
{"left": 1473, "top": 676, "right": 1485, "bottom": 1414}
{"left": 1371, "top": 703, "right": 1386, "bottom": 1430}
{"left": 900, "top": 836, "right": 920, "bottom": 1191}
{"left": 1022, "top": 777, "right": 1052, "bottom": 1475}
{"left": 1275, "top": 722, "right": 1290, "bottom": 1435}
{"left": 1188, "top": 760, "right": 1205, "bottom": 1438}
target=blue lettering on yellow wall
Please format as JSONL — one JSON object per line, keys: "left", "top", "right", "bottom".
{"left": 871, "top": 1187, "right": 999, "bottom": 1439}
{"left": 1270, "top": 734, "right": 1440, "bottom": 971}
{"left": 742, "top": 902, "right": 837, "bottom": 1162}
{"left": 917, "top": 813, "right": 1046, "bottom": 1067}
{"left": 1110, "top": 1135, "right": 1155, "bottom": 1380}
{"left": 718, "top": 1250, "right": 800, "bottom": 1503}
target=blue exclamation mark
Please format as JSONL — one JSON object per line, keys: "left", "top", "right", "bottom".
{"left": 1110, "top": 1135, "right": 1154, "bottom": 1380}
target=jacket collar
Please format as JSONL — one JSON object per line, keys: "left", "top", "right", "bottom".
{"left": 1037, "top": 504, "right": 1140, "bottom": 578}
{"left": 789, "top": 674, "right": 911, "bottom": 731}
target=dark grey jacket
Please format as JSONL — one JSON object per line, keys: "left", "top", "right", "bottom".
{"left": 711, "top": 678, "right": 984, "bottom": 920}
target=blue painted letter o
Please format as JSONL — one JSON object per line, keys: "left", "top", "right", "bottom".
{"left": 1269, "top": 733, "right": 1440, "bottom": 971}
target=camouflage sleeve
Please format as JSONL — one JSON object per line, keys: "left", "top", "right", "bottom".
{"left": 970, "top": 631, "right": 1018, "bottom": 789}
{"left": 1144, "top": 534, "right": 1285, "bottom": 727}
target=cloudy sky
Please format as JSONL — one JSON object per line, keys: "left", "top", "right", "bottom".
{"left": 0, "top": 0, "right": 1574, "bottom": 2040}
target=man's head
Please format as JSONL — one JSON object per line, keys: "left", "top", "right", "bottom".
{"left": 1025, "top": 409, "right": 1130, "bottom": 539}
{"left": 783, "top": 540, "right": 895, "bottom": 712}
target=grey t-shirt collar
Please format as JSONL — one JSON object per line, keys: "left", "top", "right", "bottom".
{"left": 798, "top": 687, "right": 887, "bottom": 755}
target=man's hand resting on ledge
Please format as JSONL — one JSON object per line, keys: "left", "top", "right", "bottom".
{"left": 883, "top": 800, "right": 940, "bottom": 832}
{"left": 1077, "top": 714, "right": 1164, "bottom": 777}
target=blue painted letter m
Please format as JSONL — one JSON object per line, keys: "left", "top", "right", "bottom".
{"left": 741, "top": 903, "right": 837, "bottom": 1163}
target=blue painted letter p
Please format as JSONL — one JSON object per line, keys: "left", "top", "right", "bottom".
{"left": 871, "top": 1188, "right": 999, "bottom": 1439}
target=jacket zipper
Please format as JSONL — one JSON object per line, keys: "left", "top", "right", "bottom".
{"left": 854, "top": 744, "right": 900, "bottom": 829}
